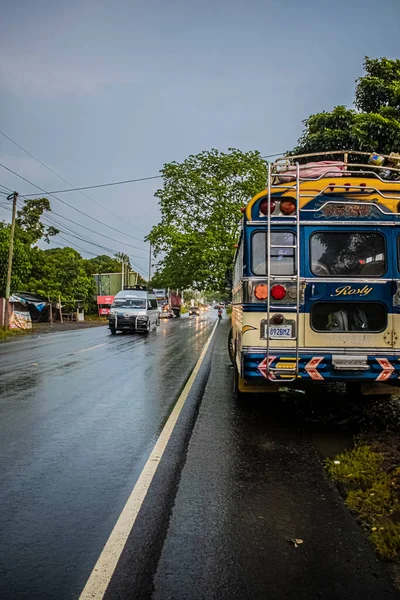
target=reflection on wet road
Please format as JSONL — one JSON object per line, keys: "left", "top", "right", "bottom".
{"left": 0, "top": 313, "right": 398, "bottom": 600}
{"left": 0, "top": 314, "right": 214, "bottom": 600}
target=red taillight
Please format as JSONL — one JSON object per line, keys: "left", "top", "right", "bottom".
{"left": 254, "top": 284, "right": 268, "bottom": 300}
{"left": 259, "top": 199, "right": 276, "bottom": 215}
{"left": 280, "top": 199, "right": 296, "bottom": 215}
{"left": 271, "top": 284, "right": 286, "bottom": 300}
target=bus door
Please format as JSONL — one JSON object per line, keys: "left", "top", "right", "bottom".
{"left": 391, "top": 228, "right": 400, "bottom": 350}
{"left": 303, "top": 227, "right": 394, "bottom": 350}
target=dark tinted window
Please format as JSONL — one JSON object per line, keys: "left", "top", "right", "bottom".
{"left": 310, "top": 232, "right": 385, "bottom": 277}
{"left": 311, "top": 302, "right": 386, "bottom": 332}
{"left": 252, "top": 231, "right": 296, "bottom": 275}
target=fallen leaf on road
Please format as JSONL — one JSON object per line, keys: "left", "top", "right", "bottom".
{"left": 288, "top": 538, "right": 304, "bottom": 548}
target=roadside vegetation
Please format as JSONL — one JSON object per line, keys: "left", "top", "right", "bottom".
{"left": 0, "top": 328, "right": 32, "bottom": 342}
{"left": 327, "top": 442, "right": 400, "bottom": 560}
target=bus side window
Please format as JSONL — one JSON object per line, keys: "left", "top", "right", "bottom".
{"left": 234, "top": 240, "right": 243, "bottom": 286}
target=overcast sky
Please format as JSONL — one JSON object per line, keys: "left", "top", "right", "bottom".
{"left": 0, "top": 0, "right": 399, "bottom": 276}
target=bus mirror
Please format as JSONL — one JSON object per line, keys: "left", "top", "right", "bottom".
{"left": 225, "top": 268, "right": 233, "bottom": 289}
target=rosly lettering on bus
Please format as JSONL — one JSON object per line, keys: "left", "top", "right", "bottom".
{"left": 330, "top": 285, "right": 373, "bottom": 297}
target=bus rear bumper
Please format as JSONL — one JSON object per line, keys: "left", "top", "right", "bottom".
{"left": 242, "top": 351, "right": 400, "bottom": 383}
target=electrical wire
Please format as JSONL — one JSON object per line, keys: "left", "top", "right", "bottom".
{"left": 0, "top": 129, "right": 147, "bottom": 235}
{"left": 1, "top": 196, "right": 148, "bottom": 264}
{"left": 0, "top": 162, "right": 148, "bottom": 244}
{"left": 20, "top": 174, "right": 162, "bottom": 196}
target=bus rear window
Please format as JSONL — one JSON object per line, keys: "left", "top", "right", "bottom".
{"left": 252, "top": 231, "right": 296, "bottom": 275}
{"left": 311, "top": 302, "right": 387, "bottom": 332}
{"left": 310, "top": 232, "right": 386, "bottom": 277}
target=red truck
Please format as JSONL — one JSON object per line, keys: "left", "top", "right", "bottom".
{"left": 155, "top": 289, "right": 182, "bottom": 318}
{"left": 169, "top": 291, "right": 182, "bottom": 318}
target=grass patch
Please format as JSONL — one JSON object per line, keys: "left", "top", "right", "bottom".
{"left": 84, "top": 314, "right": 108, "bottom": 322}
{"left": 0, "top": 328, "right": 32, "bottom": 341}
{"left": 181, "top": 306, "right": 188, "bottom": 314}
{"left": 226, "top": 306, "right": 232, "bottom": 317}
{"left": 326, "top": 444, "right": 384, "bottom": 487}
{"left": 326, "top": 443, "right": 400, "bottom": 559}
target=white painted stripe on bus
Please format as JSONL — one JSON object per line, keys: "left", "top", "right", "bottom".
{"left": 79, "top": 318, "right": 218, "bottom": 600}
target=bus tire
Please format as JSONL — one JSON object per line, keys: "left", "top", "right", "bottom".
{"left": 228, "top": 327, "right": 235, "bottom": 365}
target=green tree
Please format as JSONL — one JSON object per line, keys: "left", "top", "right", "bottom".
{"left": 292, "top": 57, "right": 400, "bottom": 157}
{"left": 27, "top": 247, "right": 96, "bottom": 310}
{"left": 147, "top": 148, "right": 267, "bottom": 290}
{"left": 83, "top": 254, "right": 122, "bottom": 276}
{"left": 16, "top": 198, "right": 59, "bottom": 245}
{"left": 0, "top": 226, "right": 31, "bottom": 296}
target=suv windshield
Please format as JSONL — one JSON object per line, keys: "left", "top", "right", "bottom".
{"left": 310, "top": 232, "right": 385, "bottom": 277}
{"left": 112, "top": 298, "right": 146, "bottom": 309}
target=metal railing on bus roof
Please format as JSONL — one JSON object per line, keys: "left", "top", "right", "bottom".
{"left": 271, "top": 150, "right": 400, "bottom": 182}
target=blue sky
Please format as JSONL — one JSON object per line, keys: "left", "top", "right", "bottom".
{"left": 0, "top": 0, "right": 399, "bottom": 276}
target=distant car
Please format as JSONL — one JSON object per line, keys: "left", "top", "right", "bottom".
{"left": 213, "top": 305, "right": 220, "bottom": 310}
{"left": 189, "top": 306, "right": 200, "bottom": 316}
{"left": 160, "top": 304, "right": 174, "bottom": 318}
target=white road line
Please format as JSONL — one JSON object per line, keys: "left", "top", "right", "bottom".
{"left": 73, "top": 343, "right": 108, "bottom": 355}
{"left": 79, "top": 319, "right": 218, "bottom": 600}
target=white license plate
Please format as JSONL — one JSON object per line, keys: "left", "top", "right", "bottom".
{"left": 267, "top": 325, "right": 292, "bottom": 339}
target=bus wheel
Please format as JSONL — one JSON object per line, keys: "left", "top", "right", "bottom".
{"left": 228, "top": 327, "right": 235, "bottom": 365}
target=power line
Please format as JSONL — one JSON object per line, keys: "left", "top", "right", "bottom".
{"left": 21, "top": 174, "right": 162, "bottom": 196}
{"left": 40, "top": 212, "right": 148, "bottom": 259}
{"left": 0, "top": 129, "right": 147, "bottom": 235}
{"left": 3, "top": 196, "right": 148, "bottom": 261}
{"left": 9, "top": 195, "right": 148, "bottom": 261}
{"left": 0, "top": 162, "right": 148, "bottom": 244}
{"left": 38, "top": 206, "right": 148, "bottom": 253}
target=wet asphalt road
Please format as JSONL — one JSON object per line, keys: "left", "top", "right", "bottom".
{"left": 0, "top": 313, "right": 398, "bottom": 599}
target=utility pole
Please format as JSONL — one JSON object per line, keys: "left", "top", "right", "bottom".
{"left": 121, "top": 258, "right": 125, "bottom": 290}
{"left": 4, "top": 192, "right": 18, "bottom": 330}
{"left": 148, "top": 243, "right": 152, "bottom": 283}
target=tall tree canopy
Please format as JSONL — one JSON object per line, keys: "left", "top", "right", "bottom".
{"left": 0, "top": 228, "right": 31, "bottom": 297}
{"left": 83, "top": 254, "right": 123, "bottom": 277}
{"left": 147, "top": 148, "right": 267, "bottom": 290}
{"left": 28, "top": 247, "right": 97, "bottom": 310}
{"left": 292, "top": 57, "right": 400, "bottom": 156}
{"left": 16, "top": 198, "right": 59, "bottom": 245}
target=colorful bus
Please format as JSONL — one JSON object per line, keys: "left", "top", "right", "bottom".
{"left": 229, "top": 150, "right": 400, "bottom": 399}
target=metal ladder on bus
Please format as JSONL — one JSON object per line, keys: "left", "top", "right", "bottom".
{"left": 266, "top": 162, "right": 301, "bottom": 381}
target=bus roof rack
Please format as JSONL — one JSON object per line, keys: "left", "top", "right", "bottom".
{"left": 123, "top": 285, "right": 148, "bottom": 291}
{"left": 272, "top": 150, "right": 400, "bottom": 178}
